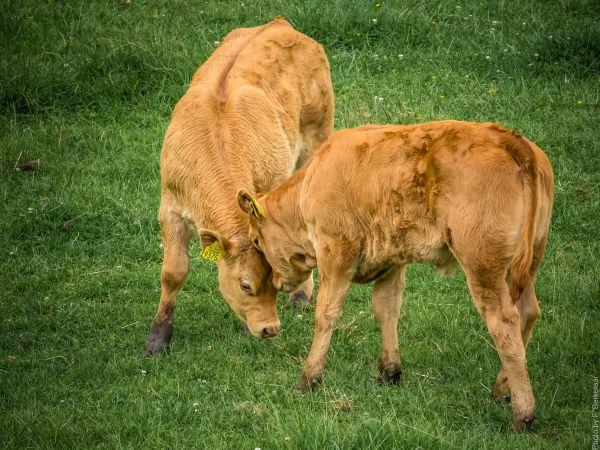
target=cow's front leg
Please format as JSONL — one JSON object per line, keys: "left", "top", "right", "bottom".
{"left": 144, "top": 206, "right": 191, "bottom": 356}
{"left": 288, "top": 271, "right": 314, "bottom": 308}
{"left": 298, "top": 270, "right": 350, "bottom": 392}
{"left": 372, "top": 265, "right": 406, "bottom": 384}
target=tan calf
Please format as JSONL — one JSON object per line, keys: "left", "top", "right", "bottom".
{"left": 144, "top": 17, "right": 334, "bottom": 355}
{"left": 238, "top": 121, "right": 554, "bottom": 431}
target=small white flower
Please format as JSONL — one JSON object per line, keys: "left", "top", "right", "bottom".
{"left": 398, "top": 54, "right": 404, "bottom": 59}
{"left": 534, "top": 53, "right": 539, "bottom": 57}
{"left": 141, "top": 369, "right": 147, "bottom": 375}
{"left": 372, "top": 18, "right": 378, "bottom": 24}
{"left": 214, "top": 41, "right": 220, "bottom": 46}
{"left": 485, "top": 55, "right": 491, "bottom": 60}
{"left": 193, "top": 402, "right": 199, "bottom": 407}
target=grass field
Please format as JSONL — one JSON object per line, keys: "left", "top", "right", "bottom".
{"left": 1, "top": 0, "right": 599, "bottom": 448}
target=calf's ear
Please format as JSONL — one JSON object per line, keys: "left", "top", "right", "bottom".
{"left": 289, "top": 253, "right": 316, "bottom": 272}
{"left": 199, "top": 229, "right": 235, "bottom": 258}
{"left": 237, "top": 188, "right": 266, "bottom": 222}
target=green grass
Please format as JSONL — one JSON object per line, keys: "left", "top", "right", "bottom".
{"left": 1, "top": 0, "right": 599, "bottom": 448}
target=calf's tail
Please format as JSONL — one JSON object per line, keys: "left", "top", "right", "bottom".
{"left": 503, "top": 130, "right": 539, "bottom": 303}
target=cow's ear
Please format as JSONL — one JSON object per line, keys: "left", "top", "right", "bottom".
{"left": 237, "top": 188, "right": 266, "bottom": 222}
{"left": 289, "top": 253, "right": 316, "bottom": 272}
{"left": 199, "top": 229, "right": 236, "bottom": 260}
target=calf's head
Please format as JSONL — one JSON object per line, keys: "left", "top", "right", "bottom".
{"left": 199, "top": 229, "right": 280, "bottom": 338}
{"left": 237, "top": 189, "right": 315, "bottom": 294}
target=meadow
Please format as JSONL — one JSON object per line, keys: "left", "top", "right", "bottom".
{"left": 1, "top": 0, "right": 599, "bottom": 448}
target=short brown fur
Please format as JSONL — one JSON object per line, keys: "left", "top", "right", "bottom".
{"left": 144, "top": 18, "right": 334, "bottom": 354}
{"left": 239, "top": 120, "right": 554, "bottom": 431}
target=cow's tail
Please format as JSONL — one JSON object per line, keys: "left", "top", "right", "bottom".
{"left": 503, "top": 130, "right": 539, "bottom": 303}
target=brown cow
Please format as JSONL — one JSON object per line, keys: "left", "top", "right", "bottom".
{"left": 144, "top": 17, "right": 334, "bottom": 355}
{"left": 238, "top": 121, "right": 554, "bottom": 431}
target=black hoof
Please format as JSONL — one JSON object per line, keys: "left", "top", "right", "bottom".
{"left": 378, "top": 360, "right": 402, "bottom": 385}
{"left": 298, "top": 372, "right": 320, "bottom": 393}
{"left": 240, "top": 321, "right": 250, "bottom": 333}
{"left": 144, "top": 321, "right": 173, "bottom": 356}
{"left": 287, "top": 291, "right": 311, "bottom": 309}
{"left": 517, "top": 415, "right": 536, "bottom": 432}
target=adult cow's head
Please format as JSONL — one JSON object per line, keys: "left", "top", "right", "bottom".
{"left": 237, "top": 189, "right": 315, "bottom": 294}
{"left": 199, "top": 228, "right": 280, "bottom": 338}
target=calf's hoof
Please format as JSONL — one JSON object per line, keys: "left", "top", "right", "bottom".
{"left": 378, "top": 360, "right": 402, "bottom": 385}
{"left": 298, "top": 372, "right": 321, "bottom": 393}
{"left": 287, "top": 291, "right": 311, "bottom": 309}
{"left": 513, "top": 414, "right": 536, "bottom": 432}
{"left": 144, "top": 321, "right": 173, "bottom": 356}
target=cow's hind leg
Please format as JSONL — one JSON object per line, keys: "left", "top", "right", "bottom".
{"left": 494, "top": 237, "right": 546, "bottom": 402}
{"left": 144, "top": 204, "right": 192, "bottom": 356}
{"left": 466, "top": 270, "right": 536, "bottom": 431}
{"left": 372, "top": 265, "right": 406, "bottom": 384}
{"left": 493, "top": 283, "right": 540, "bottom": 402}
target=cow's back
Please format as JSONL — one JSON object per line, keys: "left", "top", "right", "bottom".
{"left": 301, "top": 121, "right": 552, "bottom": 271}
{"left": 160, "top": 17, "right": 333, "bottom": 231}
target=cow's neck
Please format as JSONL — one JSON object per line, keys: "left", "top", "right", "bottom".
{"left": 268, "top": 167, "right": 313, "bottom": 254}
{"left": 195, "top": 174, "right": 252, "bottom": 246}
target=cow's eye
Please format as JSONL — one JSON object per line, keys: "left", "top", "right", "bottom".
{"left": 240, "top": 281, "right": 253, "bottom": 294}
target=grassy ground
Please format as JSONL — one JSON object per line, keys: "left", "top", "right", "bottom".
{"left": 1, "top": 0, "right": 599, "bottom": 448}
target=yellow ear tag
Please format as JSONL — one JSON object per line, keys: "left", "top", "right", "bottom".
{"left": 249, "top": 198, "right": 266, "bottom": 220}
{"left": 200, "top": 241, "right": 221, "bottom": 263}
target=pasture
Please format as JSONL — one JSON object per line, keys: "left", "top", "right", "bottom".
{"left": 1, "top": 0, "right": 598, "bottom": 448}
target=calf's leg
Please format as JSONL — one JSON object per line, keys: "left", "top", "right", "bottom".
{"left": 493, "top": 283, "right": 540, "bottom": 402}
{"left": 144, "top": 207, "right": 192, "bottom": 356}
{"left": 372, "top": 265, "right": 406, "bottom": 384}
{"left": 494, "top": 236, "right": 547, "bottom": 401}
{"left": 466, "top": 271, "right": 536, "bottom": 431}
{"left": 298, "top": 270, "right": 350, "bottom": 392}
